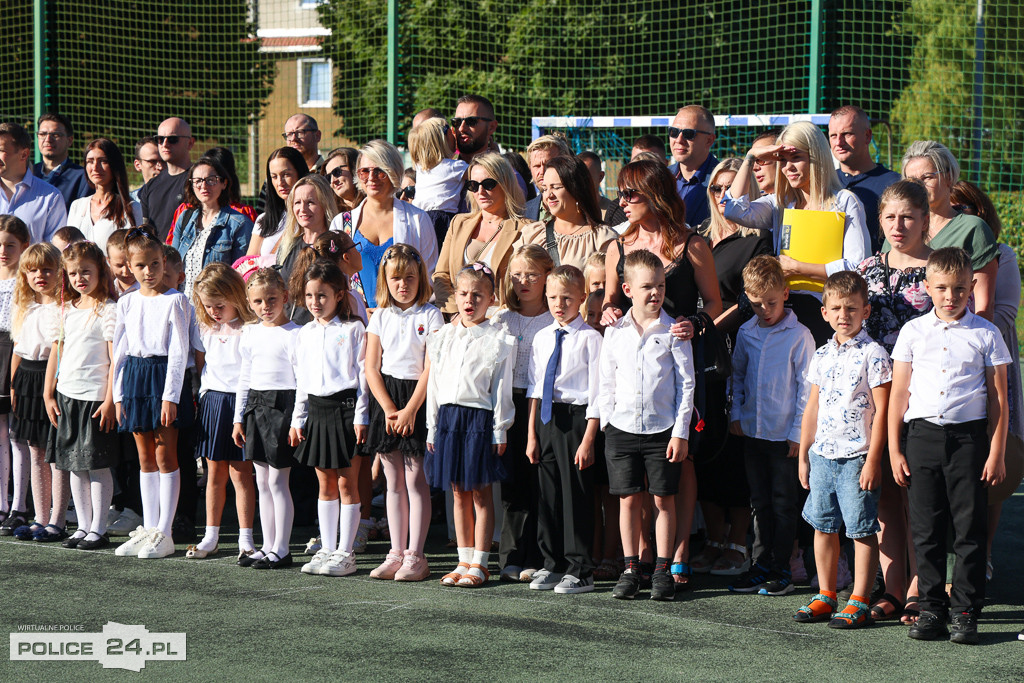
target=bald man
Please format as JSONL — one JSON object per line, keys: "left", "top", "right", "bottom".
{"left": 139, "top": 117, "right": 195, "bottom": 241}
{"left": 283, "top": 113, "right": 324, "bottom": 173}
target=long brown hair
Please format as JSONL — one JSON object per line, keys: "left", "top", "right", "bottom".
{"left": 84, "top": 138, "right": 137, "bottom": 228}
{"left": 544, "top": 156, "right": 603, "bottom": 227}
{"left": 617, "top": 160, "right": 690, "bottom": 261}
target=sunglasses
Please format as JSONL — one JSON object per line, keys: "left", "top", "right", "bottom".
{"left": 709, "top": 184, "right": 731, "bottom": 195}
{"left": 617, "top": 188, "right": 643, "bottom": 204}
{"left": 466, "top": 178, "right": 499, "bottom": 192}
{"left": 356, "top": 167, "right": 389, "bottom": 182}
{"left": 667, "top": 127, "right": 712, "bottom": 141}
{"left": 450, "top": 116, "right": 493, "bottom": 129}
{"left": 155, "top": 135, "right": 187, "bottom": 146}
{"left": 396, "top": 186, "right": 416, "bottom": 200}
{"left": 327, "top": 167, "right": 350, "bottom": 179}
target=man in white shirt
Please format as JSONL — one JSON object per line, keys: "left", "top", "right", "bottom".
{"left": 0, "top": 122, "right": 67, "bottom": 243}
{"left": 598, "top": 250, "right": 694, "bottom": 601}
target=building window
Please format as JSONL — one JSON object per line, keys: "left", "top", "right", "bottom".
{"left": 299, "top": 0, "right": 325, "bottom": 9}
{"left": 298, "top": 59, "right": 331, "bottom": 108}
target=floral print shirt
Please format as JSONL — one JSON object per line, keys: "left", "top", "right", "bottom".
{"left": 857, "top": 254, "right": 932, "bottom": 354}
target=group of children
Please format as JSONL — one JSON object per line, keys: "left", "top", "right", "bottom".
{"left": 0, "top": 203, "right": 1010, "bottom": 645}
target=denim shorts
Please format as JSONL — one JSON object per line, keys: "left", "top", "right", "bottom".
{"left": 801, "top": 450, "right": 880, "bottom": 538}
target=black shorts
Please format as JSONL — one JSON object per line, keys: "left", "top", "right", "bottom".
{"left": 604, "top": 425, "right": 681, "bottom": 497}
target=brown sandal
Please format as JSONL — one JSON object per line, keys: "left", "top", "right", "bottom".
{"left": 440, "top": 562, "right": 471, "bottom": 586}
{"left": 456, "top": 564, "right": 490, "bottom": 587}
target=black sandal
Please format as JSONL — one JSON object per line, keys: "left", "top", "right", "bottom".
{"left": 869, "top": 593, "right": 904, "bottom": 621}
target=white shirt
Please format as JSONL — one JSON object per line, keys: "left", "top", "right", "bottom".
{"left": 527, "top": 315, "right": 602, "bottom": 420}
{"left": 366, "top": 303, "right": 443, "bottom": 380}
{"left": 806, "top": 329, "right": 892, "bottom": 458}
{"left": 185, "top": 302, "right": 205, "bottom": 371}
{"left": 113, "top": 289, "right": 191, "bottom": 404}
{"left": 425, "top": 319, "right": 516, "bottom": 445}
{"left": 291, "top": 317, "right": 369, "bottom": 429}
{"left": 333, "top": 199, "right": 439, "bottom": 276}
{"left": 252, "top": 213, "right": 286, "bottom": 257}
{"left": 56, "top": 301, "right": 116, "bottom": 402}
{"left": 892, "top": 309, "right": 1012, "bottom": 426}
{"left": 66, "top": 197, "right": 143, "bottom": 252}
{"left": 731, "top": 310, "right": 815, "bottom": 443}
{"left": 13, "top": 301, "right": 58, "bottom": 361}
{"left": 491, "top": 309, "right": 555, "bottom": 389}
{"left": 412, "top": 158, "right": 468, "bottom": 213}
{"left": 199, "top": 320, "right": 244, "bottom": 395}
{"left": 233, "top": 321, "right": 301, "bottom": 423}
{"left": 598, "top": 308, "right": 694, "bottom": 439}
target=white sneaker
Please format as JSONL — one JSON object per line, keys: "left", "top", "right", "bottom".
{"left": 301, "top": 549, "right": 331, "bottom": 575}
{"left": 106, "top": 506, "right": 121, "bottom": 528}
{"left": 304, "top": 536, "right": 322, "bottom": 555}
{"left": 109, "top": 508, "right": 144, "bottom": 536}
{"left": 114, "top": 526, "right": 152, "bottom": 557}
{"left": 138, "top": 531, "right": 175, "bottom": 559}
{"left": 318, "top": 549, "right": 357, "bottom": 576}
{"left": 553, "top": 574, "right": 595, "bottom": 594}
{"left": 353, "top": 523, "right": 371, "bottom": 553}
{"left": 529, "top": 568, "right": 564, "bottom": 591}
{"left": 500, "top": 565, "right": 523, "bottom": 582}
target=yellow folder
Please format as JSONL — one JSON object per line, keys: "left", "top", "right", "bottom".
{"left": 779, "top": 208, "right": 846, "bottom": 292}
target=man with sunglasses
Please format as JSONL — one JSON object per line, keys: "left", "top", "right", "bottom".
{"left": 32, "top": 112, "right": 90, "bottom": 207}
{"left": 452, "top": 94, "right": 499, "bottom": 163}
{"left": 667, "top": 105, "right": 719, "bottom": 227}
{"left": 139, "top": 117, "right": 195, "bottom": 241}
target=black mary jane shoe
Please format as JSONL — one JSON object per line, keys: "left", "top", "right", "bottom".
{"left": 62, "top": 534, "right": 86, "bottom": 549}
{"left": 77, "top": 533, "right": 110, "bottom": 551}
{"left": 252, "top": 551, "right": 293, "bottom": 570}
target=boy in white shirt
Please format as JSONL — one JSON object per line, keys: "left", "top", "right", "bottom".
{"left": 728, "top": 255, "right": 815, "bottom": 596}
{"left": 794, "top": 271, "right": 891, "bottom": 629}
{"left": 598, "top": 250, "right": 694, "bottom": 601}
{"left": 889, "top": 247, "right": 1010, "bottom": 644}
{"left": 525, "top": 265, "right": 602, "bottom": 595}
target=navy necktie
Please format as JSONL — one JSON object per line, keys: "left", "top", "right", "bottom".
{"left": 541, "top": 328, "right": 567, "bottom": 424}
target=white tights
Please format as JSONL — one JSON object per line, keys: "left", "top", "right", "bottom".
{"left": 69, "top": 468, "right": 114, "bottom": 537}
{"left": 254, "top": 463, "right": 293, "bottom": 558}
{"left": 380, "top": 452, "right": 431, "bottom": 555}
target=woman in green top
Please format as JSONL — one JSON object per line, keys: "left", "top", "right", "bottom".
{"left": 900, "top": 140, "right": 999, "bottom": 320}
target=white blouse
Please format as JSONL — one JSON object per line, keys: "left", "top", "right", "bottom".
{"left": 199, "top": 320, "right": 244, "bottom": 395}
{"left": 67, "top": 197, "right": 143, "bottom": 252}
{"left": 490, "top": 308, "right": 555, "bottom": 389}
{"left": 252, "top": 213, "right": 286, "bottom": 257}
{"left": 113, "top": 290, "right": 191, "bottom": 404}
{"left": 291, "top": 317, "right": 369, "bottom": 429}
{"left": 56, "top": 301, "right": 117, "bottom": 402}
{"left": 232, "top": 321, "right": 300, "bottom": 423}
{"left": 425, "top": 319, "right": 515, "bottom": 445}
{"left": 13, "top": 301, "right": 59, "bottom": 361}
{"left": 366, "top": 303, "right": 444, "bottom": 380}
{"left": 412, "top": 158, "right": 468, "bottom": 214}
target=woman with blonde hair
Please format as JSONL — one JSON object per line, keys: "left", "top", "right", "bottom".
{"left": 275, "top": 174, "right": 338, "bottom": 288}
{"left": 432, "top": 152, "right": 528, "bottom": 314}
{"left": 328, "top": 140, "right": 438, "bottom": 308}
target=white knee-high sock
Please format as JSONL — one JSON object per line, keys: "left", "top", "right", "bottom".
{"left": 157, "top": 470, "right": 180, "bottom": 536}
{"left": 0, "top": 415, "right": 9, "bottom": 514}
{"left": 318, "top": 499, "right": 340, "bottom": 553}
{"left": 90, "top": 469, "right": 114, "bottom": 535}
{"left": 268, "top": 466, "right": 293, "bottom": 558}
{"left": 10, "top": 438, "right": 30, "bottom": 512}
{"left": 48, "top": 461, "right": 71, "bottom": 527}
{"left": 253, "top": 463, "right": 275, "bottom": 554}
{"left": 70, "top": 472, "right": 93, "bottom": 537}
{"left": 338, "top": 502, "right": 361, "bottom": 554}
{"left": 139, "top": 470, "right": 160, "bottom": 530}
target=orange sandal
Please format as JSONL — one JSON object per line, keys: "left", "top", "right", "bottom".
{"left": 456, "top": 564, "right": 490, "bottom": 587}
{"left": 440, "top": 562, "right": 471, "bottom": 586}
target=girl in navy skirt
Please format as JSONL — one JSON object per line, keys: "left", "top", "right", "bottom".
{"left": 112, "top": 228, "right": 191, "bottom": 560}
{"left": 426, "top": 263, "right": 516, "bottom": 587}
{"left": 187, "top": 263, "right": 257, "bottom": 560}
{"left": 9, "top": 243, "right": 63, "bottom": 542}
{"left": 290, "top": 260, "right": 368, "bottom": 577}
{"left": 0, "top": 216, "right": 30, "bottom": 535}
{"left": 232, "top": 268, "right": 301, "bottom": 569}
{"left": 365, "top": 245, "right": 443, "bottom": 582}
{"left": 46, "top": 242, "right": 120, "bottom": 551}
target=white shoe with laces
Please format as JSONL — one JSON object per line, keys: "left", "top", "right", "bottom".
{"left": 138, "top": 530, "right": 174, "bottom": 559}
{"left": 109, "top": 509, "right": 144, "bottom": 536}
{"left": 114, "top": 526, "right": 152, "bottom": 557}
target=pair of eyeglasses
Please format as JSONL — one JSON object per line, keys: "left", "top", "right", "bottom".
{"left": 450, "top": 116, "right": 493, "bottom": 129}
{"left": 327, "top": 167, "right": 350, "bottom": 179}
{"left": 155, "top": 135, "right": 187, "bottom": 146}
{"left": 37, "top": 132, "right": 65, "bottom": 140}
{"left": 282, "top": 129, "right": 316, "bottom": 141}
{"left": 668, "top": 127, "right": 713, "bottom": 141}
{"left": 509, "top": 272, "right": 542, "bottom": 283}
{"left": 191, "top": 176, "right": 221, "bottom": 187}
{"left": 709, "top": 184, "right": 732, "bottom": 196}
{"left": 752, "top": 157, "right": 776, "bottom": 167}
{"left": 907, "top": 172, "right": 940, "bottom": 183}
{"left": 396, "top": 186, "right": 416, "bottom": 200}
{"left": 617, "top": 188, "right": 643, "bottom": 204}
{"left": 357, "top": 167, "right": 389, "bottom": 182}
{"left": 466, "top": 178, "right": 498, "bottom": 192}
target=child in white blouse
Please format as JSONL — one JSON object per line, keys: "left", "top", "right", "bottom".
{"left": 490, "top": 244, "right": 554, "bottom": 582}
{"left": 409, "top": 117, "right": 468, "bottom": 245}
{"left": 112, "top": 229, "right": 192, "bottom": 560}
{"left": 187, "top": 263, "right": 257, "bottom": 561}
{"left": 232, "top": 268, "right": 301, "bottom": 569}
{"left": 365, "top": 245, "right": 443, "bottom": 582}
{"left": 44, "top": 242, "right": 119, "bottom": 550}
{"left": 426, "top": 263, "right": 516, "bottom": 587}
{"left": 8, "top": 243, "right": 64, "bottom": 542}
{"left": 289, "top": 260, "right": 369, "bottom": 577}
{"left": 0, "top": 216, "right": 30, "bottom": 535}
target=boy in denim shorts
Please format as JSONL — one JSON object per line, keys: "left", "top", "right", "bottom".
{"left": 794, "top": 271, "right": 892, "bottom": 629}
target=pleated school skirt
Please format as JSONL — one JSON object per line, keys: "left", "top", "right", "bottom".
{"left": 242, "top": 389, "right": 297, "bottom": 469}
{"left": 119, "top": 355, "right": 173, "bottom": 434}
{"left": 11, "top": 359, "right": 50, "bottom": 445}
{"left": 294, "top": 389, "right": 358, "bottom": 470}
{"left": 50, "top": 392, "right": 120, "bottom": 471}
{"left": 366, "top": 374, "right": 427, "bottom": 457}
{"left": 196, "top": 390, "right": 243, "bottom": 462}
{"left": 426, "top": 404, "right": 506, "bottom": 491}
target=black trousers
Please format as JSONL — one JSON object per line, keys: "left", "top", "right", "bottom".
{"left": 745, "top": 437, "right": 800, "bottom": 572}
{"left": 535, "top": 403, "right": 594, "bottom": 578}
{"left": 175, "top": 371, "right": 198, "bottom": 523}
{"left": 499, "top": 391, "right": 542, "bottom": 570}
{"left": 905, "top": 418, "right": 989, "bottom": 616}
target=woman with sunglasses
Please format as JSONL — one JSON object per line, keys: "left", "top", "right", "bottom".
{"left": 328, "top": 140, "right": 438, "bottom": 309}
{"left": 323, "top": 148, "right": 364, "bottom": 215}
{"left": 170, "top": 158, "right": 253, "bottom": 298}
{"left": 516, "top": 156, "right": 617, "bottom": 271}
{"left": 66, "top": 138, "right": 141, "bottom": 252}
{"left": 246, "top": 148, "right": 309, "bottom": 258}
{"left": 432, "top": 153, "right": 528, "bottom": 314}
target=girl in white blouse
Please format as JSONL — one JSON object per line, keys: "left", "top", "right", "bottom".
{"left": 426, "top": 263, "right": 516, "bottom": 587}
{"left": 0, "top": 216, "right": 30, "bottom": 535}
{"left": 289, "top": 260, "right": 369, "bottom": 578}
{"left": 231, "top": 268, "right": 301, "bottom": 570}
{"left": 186, "top": 263, "right": 257, "bottom": 561}
{"left": 489, "top": 244, "right": 555, "bottom": 582}
{"left": 8, "top": 243, "right": 63, "bottom": 542}
{"left": 112, "top": 229, "right": 192, "bottom": 560}
{"left": 365, "top": 245, "right": 444, "bottom": 582}
{"left": 44, "top": 243, "right": 119, "bottom": 550}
